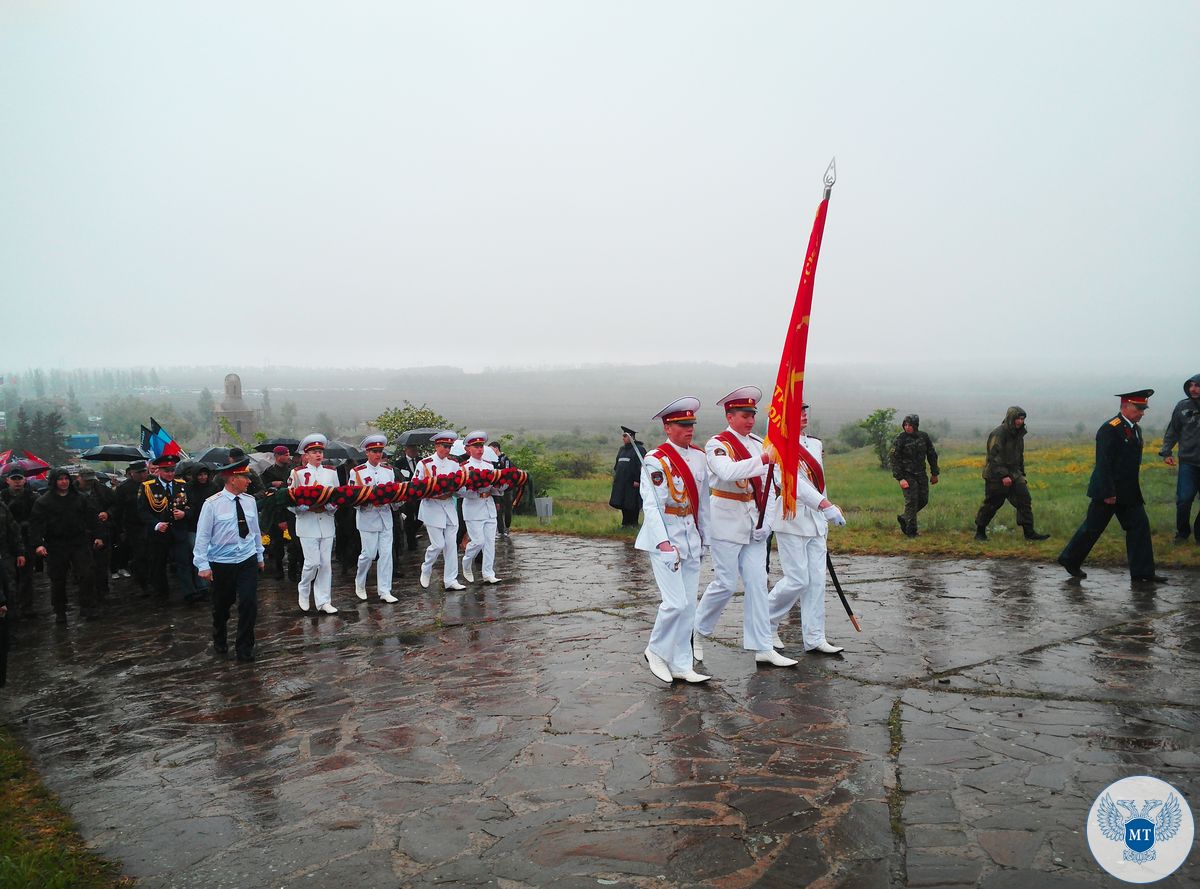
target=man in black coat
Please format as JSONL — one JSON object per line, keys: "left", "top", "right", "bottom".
{"left": 259, "top": 446, "right": 300, "bottom": 579}
{"left": 1058, "top": 390, "right": 1166, "bottom": 583}
{"left": 1, "top": 467, "right": 37, "bottom": 618}
{"left": 110, "top": 460, "right": 151, "bottom": 594}
{"left": 137, "top": 454, "right": 198, "bottom": 600}
{"left": 609, "top": 430, "right": 646, "bottom": 527}
{"left": 30, "top": 468, "right": 104, "bottom": 623}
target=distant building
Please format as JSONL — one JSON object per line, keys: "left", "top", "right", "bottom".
{"left": 212, "top": 373, "right": 259, "bottom": 444}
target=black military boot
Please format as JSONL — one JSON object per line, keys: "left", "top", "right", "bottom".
{"left": 974, "top": 526, "right": 987, "bottom": 541}
{"left": 1023, "top": 529, "right": 1050, "bottom": 541}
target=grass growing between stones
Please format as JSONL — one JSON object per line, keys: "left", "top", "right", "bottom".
{"left": 514, "top": 440, "right": 1200, "bottom": 569}
{"left": 0, "top": 726, "right": 133, "bottom": 889}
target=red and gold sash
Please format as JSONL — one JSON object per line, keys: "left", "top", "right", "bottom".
{"left": 715, "top": 431, "right": 768, "bottom": 513}
{"left": 652, "top": 444, "right": 701, "bottom": 535}
{"left": 797, "top": 442, "right": 825, "bottom": 494}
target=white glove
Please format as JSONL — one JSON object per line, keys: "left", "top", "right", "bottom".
{"left": 751, "top": 527, "right": 770, "bottom": 543}
{"left": 822, "top": 505, "right": 846, "bottom": 526}
{"left": 296, "top": 505, "right": 310, "bottom": 513}
{"left": 325, "top": 504, "right": 338, "bottom": 514}
{"left": 653, "top": 546, "right": 680, "bottom": 571}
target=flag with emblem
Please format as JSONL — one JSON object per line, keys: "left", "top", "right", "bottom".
{"left": 149, "top": 417, "right": 186, "bottom": 460}
{"left": 765, "top": 162, "right": 835, "bottom": 519}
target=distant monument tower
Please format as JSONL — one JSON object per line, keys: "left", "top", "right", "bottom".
{"left": 212, "top": 373, "right": 259, "bottom": 445}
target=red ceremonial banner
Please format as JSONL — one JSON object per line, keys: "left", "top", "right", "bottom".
{"left": 766, "top": 198, "right": 830, "bottom": 519}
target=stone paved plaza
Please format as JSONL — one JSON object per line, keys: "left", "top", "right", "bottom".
{"left": 2, "top": 535, "right": 1198, "bottom": 887}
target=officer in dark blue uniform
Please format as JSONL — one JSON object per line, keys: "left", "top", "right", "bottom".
{"left": 1058, "top": 389, "right": 1167, "bottom": 583}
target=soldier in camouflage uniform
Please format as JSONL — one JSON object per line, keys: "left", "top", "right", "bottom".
{"left": 888, "top": 414, "right": 939, "bottom": 537}
{"left": 973, "top": 406, "right": 1050, "bottom": 541}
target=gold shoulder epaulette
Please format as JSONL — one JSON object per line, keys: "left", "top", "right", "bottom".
{"left": 1108, "top": 417, "right": 1122, "bottom": 427}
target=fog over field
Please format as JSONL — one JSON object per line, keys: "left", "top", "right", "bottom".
{"left": 35, "top": 361, "right": 1190, "bottom": 442}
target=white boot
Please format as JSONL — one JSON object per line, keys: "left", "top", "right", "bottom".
{"left": 379, "top": 592, "right": 398, "bottom": 604}
{"left": 807, "top": 640, "right": 844, "bottom": 655}
{"left": 643, "top": 647, "right": 673, "bottom": 683}
{"left": 318, "top": 602, "right": 338, "bottom": 615}
{"left": 462, "top": 563, "right": 474, "bottom": 583}
{"left": 692, "top": 634, "right": 705, "bottom": 661}
{"left": 419, "top": 570, "right": 430, "bottom": 589}
{"left": 355, "top": 587, "right": 368, "bottom": 601}
{"left": 671, "top": 668, "right": 712, "bottom": 683}
{"left": 770, "top": 631, "right": 784, "bottom": 649}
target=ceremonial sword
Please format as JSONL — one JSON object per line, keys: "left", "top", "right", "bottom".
{"left": 825, "top": 553, "right": 861, "bottom": 632}
{"left": 621, "top": 425, "right": 680, "bottom": 572}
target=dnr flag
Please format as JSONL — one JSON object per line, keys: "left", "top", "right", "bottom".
{"left": 765, "top": 196, "right": 831, "bottom": 519}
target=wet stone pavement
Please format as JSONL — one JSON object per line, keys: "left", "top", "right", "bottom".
{"left": 2, "top": 535, "right": 1198, "bottom": 888}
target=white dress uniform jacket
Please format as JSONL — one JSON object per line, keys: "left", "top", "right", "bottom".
{"left": 416, "top": 455, "right": 461, "bottom": 529}
{"left": 459, "top": 457, "right": 499, "bottom": 522}
{"left": 349, "top": 461, "right": 396, "bottom": 531}
{"left": 770, "top": 435, "right": 828, "bottom": 535}
{"left": 289, "top": 464, "right": 341, "bottom": 538}
{"left": 634, "top": 442, "right": 710, "bottom": 558}
{"left": 704, "top": 429, "right": 774, "bottom": 543}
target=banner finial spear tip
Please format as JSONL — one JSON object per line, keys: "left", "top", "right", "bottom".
{"left": 823, "top": 157, "right": 837, "bottom": 188}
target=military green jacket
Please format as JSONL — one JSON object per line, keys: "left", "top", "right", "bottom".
{"left": 889, "top": 431, "right": 940, "bottom": 480}
{"left": 982, "top": 406, "right": 1028, "bottom": 483}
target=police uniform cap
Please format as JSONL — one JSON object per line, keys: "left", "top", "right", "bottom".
{"left": 432, "top": 430, "right": 458, "bottom": 445}
{"left": 299, "top": 433, "right": 328, "bottom": 452}
{"left": 653, "top": 396, "right": 700, "bottom": 426}
{"left": 217, "top": 457, "right": 252, "bottom": 475}
{"left": 151, "top": 454, "right": 181, "bottom": 467}
{"left": 718, "top": 386, "right": 763, "bottom": 413}
{"left": 464, "top": 430, "right": 487, "bottom": 447}
{"left": 361, "top": 433, "right": 388, "bottom": 450}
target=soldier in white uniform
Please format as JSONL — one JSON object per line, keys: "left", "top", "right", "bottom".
{"left": 349, "top": 433, "right": 399, "bottom": 604}
{"left": 694, "top": 387, "right": 797, "bottom": 668}
{"left": 636, "top": 397, "right": 712, "bottom": 684}
{"left": 766, "top": 403, "right": 847, "bottom": 655}
{"left": 290, "top": 434, "right": 341, "bottom": 614}
{"left": 460, "top": 431, "right": 504, "bottom": 584}
{"left": 418, "top": 430, "right": 467, "bottom": 591}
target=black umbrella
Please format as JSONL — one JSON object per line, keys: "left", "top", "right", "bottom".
{"left": 254, "top": 437, "right": 301, "bottom": 454}
{"left": 324, "top": 440, "right": 365, "bottom": 463}
{"left": 393, "top": 428, "right": 440, "bottom": 447}
{"left": 81, "top": 444, "right": 150, "bottom": 463}
{"left": 193, "top": 446, "right": 232, "bottom": 466}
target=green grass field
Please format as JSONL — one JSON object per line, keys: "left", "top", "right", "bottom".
{"left": 514, "top": 439, "right": 1200, "bottom": 569}
{"left": 0, "top": 727, "right": 133, "bottom": 889}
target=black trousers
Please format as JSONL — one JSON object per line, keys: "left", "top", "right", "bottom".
{"left": 620, "top": 505, "right": 641, "bottom": 526}
{"left": 47, "top": 542, "right": 94, "bottom": 615}
{"left": 1059, "top": 498, "right": 1156, "bottom": 578}
{"left": 211, "top": 556, "right": 259, "bottom": 658}
{"left": 0, "top": 613, "right": 8, "bottom": 687}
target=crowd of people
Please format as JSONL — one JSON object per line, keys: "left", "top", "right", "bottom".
{"left": 0, "top": 433, "right": 517, "bottom": 672}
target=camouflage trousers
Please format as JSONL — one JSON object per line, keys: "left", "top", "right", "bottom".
{"left": 901, "top": 475, "right": 930, "bottom": 531}
{"left": 975, "top": 478, "right": 1034, "bottom": 531}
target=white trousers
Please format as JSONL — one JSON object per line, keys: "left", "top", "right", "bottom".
{"left": 422, "top": 524, "right": 459, "bottom": 584}
{"left": 695, "top": 538, "right": 772, "bottom": 651}
{"left": 298, "top": 536, "right": 334, "bottom": 608}
{"left": 356, "top": 527, "right": 394, "bottom": 596}
{"left": 767, "top": 532, "right": 828, "bottom": 650}
{"left": 647, "top": 551, "right": 702, "bottom": 674}
{"left": 463, "top": 517, "right": 497, "bottom": 577}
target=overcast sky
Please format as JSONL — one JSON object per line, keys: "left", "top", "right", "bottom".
{"left": 2, "top": 2, "right": 1196, "bottom": 374}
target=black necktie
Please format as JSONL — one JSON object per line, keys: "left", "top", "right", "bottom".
{"left": 234, "top": 496, "right": 249, "bottom": 539}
